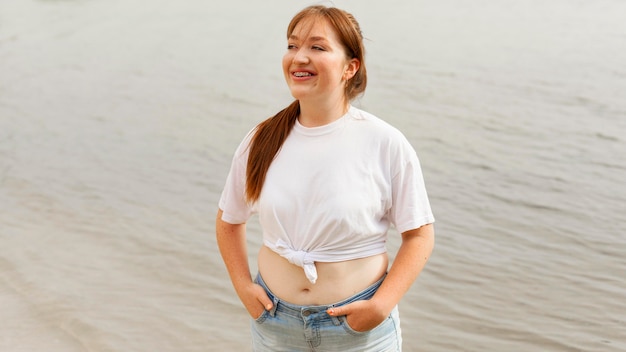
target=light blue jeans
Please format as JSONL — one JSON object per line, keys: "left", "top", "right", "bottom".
{"left": 251, "top": 273, "right": 402, "bottom": 352}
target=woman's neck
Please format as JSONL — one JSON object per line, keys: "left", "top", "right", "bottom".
{"left": 297, "top": 98, "right": 349, "bottom": 128}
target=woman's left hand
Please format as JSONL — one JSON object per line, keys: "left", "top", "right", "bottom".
{"left": 326, "top": 300, "right": 388, "bottom": 332}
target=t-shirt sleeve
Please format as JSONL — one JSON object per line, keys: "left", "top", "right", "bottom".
{"left": 388, "top": 137, "right": 435, "bottom": 233}
{"left": 218, "top": 133, "right": 256, "bottom": 224}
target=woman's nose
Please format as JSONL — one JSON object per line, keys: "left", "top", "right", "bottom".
{"left": 293, "top": 49, "right": 309, "bottom": 64}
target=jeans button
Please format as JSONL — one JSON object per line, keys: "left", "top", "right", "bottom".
{"left": 302, "top": 310, "right": 311, "bottom": 317}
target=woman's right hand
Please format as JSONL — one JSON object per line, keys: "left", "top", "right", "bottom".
{"left": 241, "top": 281, "right": 274, "bottom": 319}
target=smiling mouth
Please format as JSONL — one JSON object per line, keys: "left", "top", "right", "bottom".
{"left": 293, "top": 71, "right": 314, "bottom": 77}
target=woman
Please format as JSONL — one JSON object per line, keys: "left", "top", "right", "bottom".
{"left": 216, "top": 5, "right": 435, "bottom": 351}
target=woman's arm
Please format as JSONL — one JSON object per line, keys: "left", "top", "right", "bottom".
{"left": 216, "top": 209, "right": 273, "bottom": 318}
{"left": 327, "top": 223, "right": 435, "bottom": 331}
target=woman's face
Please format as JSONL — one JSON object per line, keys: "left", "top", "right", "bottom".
{"left": 282, "top": 18, "right": 358, "bottom": 104}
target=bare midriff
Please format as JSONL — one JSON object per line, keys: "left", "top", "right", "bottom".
{"left": 257, "top": 245, "right": 388, "bottom": 305}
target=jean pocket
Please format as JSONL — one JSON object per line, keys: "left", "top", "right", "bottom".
{"left": 340, "top": 315, "right": 390, "bottom": 336}
{"left": 254, "top": 309, "right": 269, "bottom": 324}
{"left": 340, "top": 315, "right": 370, "bottom": 335}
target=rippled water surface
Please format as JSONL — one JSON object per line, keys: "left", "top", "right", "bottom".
{"left": 1, "top": 0, "right": 625, "bottom": 351}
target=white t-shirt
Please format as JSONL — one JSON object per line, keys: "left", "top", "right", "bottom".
{"left": 219, "top": 106, "right": 434, "bottom": 283}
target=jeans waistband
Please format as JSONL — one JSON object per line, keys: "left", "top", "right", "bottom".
{"left": 255, "top": 272, "right": 386, "bottom": 318}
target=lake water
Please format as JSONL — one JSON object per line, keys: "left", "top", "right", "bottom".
{"left": 1, "top": 0, "right": 625, "bottom": 351}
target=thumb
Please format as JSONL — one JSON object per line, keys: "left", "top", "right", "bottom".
{"left": 254, "top": 285, "right": 273, "bottom": 310}
{"left": 259, "top": 294, "right": 273, "bottom": 310}
{"left": 327, "top": 304, "right": 351, "bottom": 316}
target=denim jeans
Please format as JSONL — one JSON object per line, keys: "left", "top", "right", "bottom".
{"left": 251, "top": 273, "right": 402, "bottom": 351}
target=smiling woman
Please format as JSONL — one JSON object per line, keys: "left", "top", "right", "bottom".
{"left": 282, "top": 19, "right": 360, "bottom": 126}
{"left": 2, "top": 0, "right": 624, "bottom": 351}
{"left": 216, "top": 4, "right": 435, "bottom": 351}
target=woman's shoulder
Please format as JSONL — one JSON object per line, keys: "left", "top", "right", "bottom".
{"left": 347, "top": 106, "right": 407, "bottom": 139}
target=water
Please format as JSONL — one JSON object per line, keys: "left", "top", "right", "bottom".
{"left": 1, "top": 0, "right": 625, "bottom": 351}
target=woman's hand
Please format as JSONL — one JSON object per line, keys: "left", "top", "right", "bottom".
{"left": 327, "top": 225, "right": 435, "bottom": 331}
{"left": 241, "top": 281, "right": 274, "bottom": 319}
{"left": 326, "top": 300, "right": 388, "bottom": 332}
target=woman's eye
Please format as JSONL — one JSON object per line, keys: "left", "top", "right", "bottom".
{"left": 287, "top": 44, "right": 297, "bottom": 49}
{"left": 312, "top": 46, "right": 325, "bottom": 51}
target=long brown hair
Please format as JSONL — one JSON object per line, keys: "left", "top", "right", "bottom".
{"left": 245, "top": 6, "right": 367, "bottom": 202}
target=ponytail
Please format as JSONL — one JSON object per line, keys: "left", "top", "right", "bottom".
{"left": 245, "top": 100, "right": 300, "bottom": 202}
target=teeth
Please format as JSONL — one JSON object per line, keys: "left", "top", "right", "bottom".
{"left": 294, "top": 72, "right": 312, "bottom": 77}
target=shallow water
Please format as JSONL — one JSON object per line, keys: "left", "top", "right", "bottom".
{"left": 1, "top": 0, "right": 625, "bottom": 351}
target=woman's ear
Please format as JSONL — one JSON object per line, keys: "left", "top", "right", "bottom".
{"left": 344, "top": 58, "right": 360, "bottom": 81}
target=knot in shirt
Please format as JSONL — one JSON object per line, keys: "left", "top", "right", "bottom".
{"left": 273, "top": 239, "right": 318, "bottom": 284}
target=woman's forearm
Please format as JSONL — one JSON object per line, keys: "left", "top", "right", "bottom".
{"left": 372, "top": 223, "right": 435, "bottom": 314}
{"left": 216, "top": 209, "right": 274, "bottom": 317}
{"left": 215, "top": 209, "right": 253, "bottom": 294}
